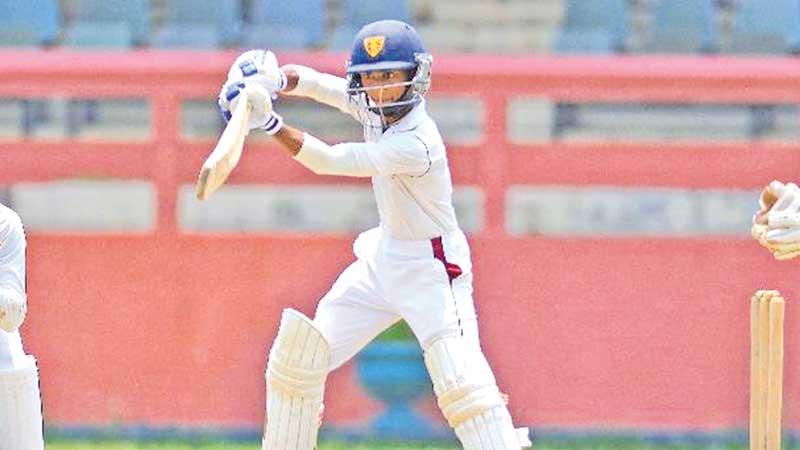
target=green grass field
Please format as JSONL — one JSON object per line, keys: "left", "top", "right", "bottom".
{"left": 44, "top": 438, "right": 764, "bottom": 450}
{"left": 46, "top": 440, "right": 455, "bottom": 450}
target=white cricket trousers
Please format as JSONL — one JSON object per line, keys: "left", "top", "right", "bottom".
{"left": 313, "top": 226, "right": 482, "bottom": 370}
{"left": 0, "top": 330, "right": 44, "bottom": 450}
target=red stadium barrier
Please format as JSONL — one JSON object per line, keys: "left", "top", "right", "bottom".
{"left": 1, "top": 50, "right": 798, "bottom": 433}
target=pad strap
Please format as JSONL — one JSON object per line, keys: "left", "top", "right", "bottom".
{"left": 424, "top": 336, "right": 526, "bottom": 450}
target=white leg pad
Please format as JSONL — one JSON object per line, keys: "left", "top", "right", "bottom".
{"left": 424, "top": 336, "right": 525, "bottom": 450}
{"left": 262, "top": 309, "right": 330, "bottom": 450}
{"left": 0, "top": 355, "right": 44, "bottom": 450}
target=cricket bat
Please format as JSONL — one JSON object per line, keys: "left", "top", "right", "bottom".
{"left": 195, "top": 93, "right": 251, "bottom": 201}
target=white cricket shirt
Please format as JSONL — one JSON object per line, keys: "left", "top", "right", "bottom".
{"left": 284, "top": 65, "right": 460, "bottom": 241}
{"left": 0, "top": 204, "right": 26, "bottom": 296}
{"left": 0, "top": 203, "right": 27, "bottom": 368}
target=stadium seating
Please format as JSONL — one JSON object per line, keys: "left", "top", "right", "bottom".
{"left": 0, "top": 100, "right": 24, "bottom": 139}
{"left": 6, "top": 0, "right": 800, "bottom": 143}
{"left": 61, "top": 1, "right": 149, "bottom": 137}
{"left": 724, "top": 0, "right": 800, "bottom": 136}
{"left": 242, "top": 0, "right": 325, "bottom": 49}
{"left": 554, "top": 0, "right": 629, "bottom": 53}
{"left": 0, "top": 26, "right": 42, "bottom": 48}
{"left": 643, "top": 0, "right": 719, "bottom": 53}
{"left": 63, "top": 22, "right": 134, "bottom": 48}
{"left": 415, "top": 0, "right": 562, "bottom": 53}
{"left": 64, "top": 0, "right": 149, "bottom": 47}
{"left": 341, "top": 0, "right": 412, "bottom": 28}
{"left": 0, "top": 0, "right": 60, "bottom": 47}
{"left": 0, "top": 1, "right": 60, "bottom": 137}
{"left": 6, "top": 0, "right": 800, "bottom": 55}
{"left": 152, "top": 0, "right": 241, "bottom": 48}
{"left": 331, "top": 0, "right": 413, "bottom": 49}
{"left": 727, "top": 0, "right": 800, "bottom": 53}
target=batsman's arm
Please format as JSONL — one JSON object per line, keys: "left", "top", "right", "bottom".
{"left": 271, "top": 125, "right": 430, "bottom": 178}
{"left": 272, "top": 124, "right": 303, "bottom": 156}
{"left": 279, "top": 65, "right": 357, "bottom": 118}
{"left": 233, "top": 74, "right": 429, "bottom": 177}
{"left": 282, "top": 68, "right": 299, "bottom": 92}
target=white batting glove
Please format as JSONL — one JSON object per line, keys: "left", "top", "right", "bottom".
{"left": 217, "top": 80, "right": 283, "bottom": 134}
{"left": 226, "top": 49, "right": 287, "bottom": 97}
{"left": 751, "top": 180, "right": 800, "bottom": 260}
{"left": 0, "top": 289, "right": 27, "bottom": 333}
{"left": 757, "top": 238, "right": 800, "bottom": 260}
{"left": 763, "top": 225, "right": 800, "bottom": 260}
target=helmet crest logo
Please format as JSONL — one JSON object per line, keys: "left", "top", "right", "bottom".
{"left": 363, "top": 36, "right": 386, "bottom": 58}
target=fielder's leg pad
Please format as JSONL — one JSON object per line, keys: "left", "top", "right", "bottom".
{"left": 263, "top": 308, "right": 331, "bottom": 450}
{"left": 424, "top": 335, "right": 522, "bottom": 450}
{"left": 0, "top": 355, "right": 44, "bottom": 450}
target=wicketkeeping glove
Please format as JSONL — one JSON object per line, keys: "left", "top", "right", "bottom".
{"left": 751, "top": 180, "right": 800, "bottom": 260}
{"left": 0, "top": 288, "right": 27, "bottom": 333}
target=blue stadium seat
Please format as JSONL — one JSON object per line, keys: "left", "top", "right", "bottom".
{"left": 63, "top": 0, "right": 147, "bottom": 136}
{"left": 242, "top": 0, "right": 325, "bottom": 49}
{"left": 728, "top": 0, "right": 800, "bottom": 53}
{"left": 63, "top": 22, "right": 134, "bottom": 48}
{"left": 330, "top": 0, "right": 413, "bottom": 50}
{"left": 554, "top": 30, "right": 622, "bottom": 53}
{"left": 0, "top": 1, "right": 59, "bottom": 135}
{"left": 727, "top": 0, "right": 800, "bottom": 135}
{"left": 330, "top": 26, "right": 361, "bottom": 50}
{"left": 0, "top": 0, "right": 59, "bottom": 46}
{"left": 154, "top": 0, "right": 242, "bottom": 48}
{"left": 242, "top": 26, "right": 321, "bottom": 50}
{"left": 0, "top": 27, "right": 41, "bottom": 48}
{"left": 341, "top": 0, "right": 411, "bottom": 29}
{"left": 64, "top": 0, "right": 149, "bottom": 47}
{"left": 644, "top": 0, "right": 718, "bottom": 53}
{"left": 152, "top": 24, "right": 223, "bottom": 49}
{"left": 554, "top": 0, "right": 629, "bottom": 53}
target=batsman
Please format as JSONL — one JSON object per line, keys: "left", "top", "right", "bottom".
{"left": 217, "top": 20, "right": 530, "bottom": 450}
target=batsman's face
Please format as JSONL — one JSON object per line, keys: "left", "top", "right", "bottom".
{"left": 360, "top": 69, "right": 410, "bottom": 104}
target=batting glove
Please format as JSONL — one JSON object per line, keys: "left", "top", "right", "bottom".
{"left": 0, "top": 289, "right": 27, "bottom": 333}
{"left": 217, "top": 80, "right": 283, "bottom": 135}
{"left": 227, "top": 49, "right": 287, "bottom": 98}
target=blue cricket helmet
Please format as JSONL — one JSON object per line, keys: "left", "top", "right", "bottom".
{"left": 347, "top": 20, "right": 426, "bottom": 74}
{"left": 345, "top": 20, "right": 433, "bottom": 125}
